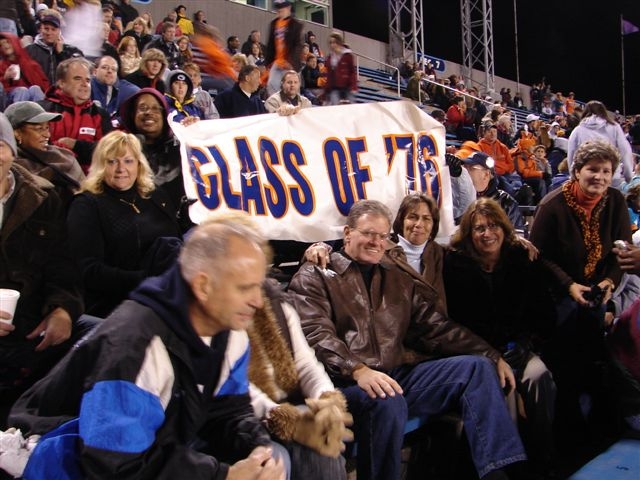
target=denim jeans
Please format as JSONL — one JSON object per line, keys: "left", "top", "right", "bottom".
{"left": 8, "top": 86, "right": 45, "bottom": 105}
{"left": 283, "top": 441, "right": 346, "bottom": 480}
{"left": 341, "top": 355, "right": 526, "bottom": 480}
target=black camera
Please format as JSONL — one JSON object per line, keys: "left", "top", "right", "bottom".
{"left": 582, "top": 284, "right": 607, "bottom": 307}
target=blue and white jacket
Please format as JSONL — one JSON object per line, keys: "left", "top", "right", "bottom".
{"left": 9, "top": 264, "right": 270, "bottom": 479}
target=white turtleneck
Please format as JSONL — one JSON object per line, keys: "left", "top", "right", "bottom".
{"left": 397, "top": 235, "right": 427, "bottom": 273}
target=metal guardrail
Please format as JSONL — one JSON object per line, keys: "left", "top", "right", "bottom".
{"left": 354, "top": 53, "right": 401, "bottom": 98}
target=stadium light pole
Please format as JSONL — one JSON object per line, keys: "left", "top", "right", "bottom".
{"left": 513, "top": 0, "right": 521, "bottom": 98}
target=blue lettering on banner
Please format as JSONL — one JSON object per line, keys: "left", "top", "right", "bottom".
{"left": 324, "top": 138, "right": 357, "bottom": 216}
{"left": 282, "top": 141, "right": 314, "bottom": 215}
{"left": 257, "top": 137, "right": 288, "bottom": 218}
{"left": 235, "top": 138, "right": 267, "bottom": 215}
{"left": 345, "top": 138, "right": 372, "bottom": 199}
{"left": 416, "top": 133, "right": 443, "bottom": 205}
{"left": 188, "top": 133, "right": 442, "bottom": 218}
{"left": 189, "top": 146, "right": 242, "bottom": 209}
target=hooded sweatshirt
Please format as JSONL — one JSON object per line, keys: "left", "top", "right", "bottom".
{"left": 0, "top": 32, "right": 49, "bottom": 92}
{"left": 567, "top": 115, "right": 634, "bottom": 187}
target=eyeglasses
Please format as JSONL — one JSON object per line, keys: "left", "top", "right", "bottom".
{"left": 136, "top": 105, "right": 163, "bottom": 114}
{"left": 354, "top": 229, "right": 390, "bottom": 242}
{"left": 472, "top": 223, "right": 501, "bottom": 234}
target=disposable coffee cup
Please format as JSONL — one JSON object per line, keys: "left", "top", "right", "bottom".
{"left": 0, "top": 289, "right": 20, "bottom": 324}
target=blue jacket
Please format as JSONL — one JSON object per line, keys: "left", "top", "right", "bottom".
{"left": 214, "top": 83, "right": 266, "bottom": 119}
{"left": 91, "top": 77, "right": 140, "bottom": 122}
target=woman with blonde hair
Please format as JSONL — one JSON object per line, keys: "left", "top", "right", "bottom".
{"left": 67, "top": 131, "right": 182, "bottom": 317}
{"left": 117, "top": 35, "right": 141, "bottom": 77}
{"left": 124, "top": 47, "right": 168, "bottom": 92}
{"left": 122, "top": 16, "right": 152, "bottom": 52}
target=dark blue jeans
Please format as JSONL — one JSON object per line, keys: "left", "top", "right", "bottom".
{"left": 341, "top": 355, "right": 526, "bottom": 480}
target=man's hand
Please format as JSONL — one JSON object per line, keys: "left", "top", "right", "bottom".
{"left": 54, "top": 35, "right": 64, "bottom": 54}
{"left": 614, "top": 243, "right": 640, "bottom": 275}
{"left": 353, "top": 365, "right": 403, "bottom": 399}
{"left": 26, "top": 307, "right": 72, "bottom": 352}
{"left": 56, "top": 137, "right": 76, "bottom": 150}
{"left": 276, "top": 104, "right": 300, "bottom": 116}
{"left": 227, "top": 446, "right": 286, "bottom": 480}
{"left": 496, "top": 357, "right": 516, "bottom": 395}
{"left": 304, "top": 242, "right": 332, "bottom": 269}
{"left": 0, "top": 312, "right": 15, "bottom": 336}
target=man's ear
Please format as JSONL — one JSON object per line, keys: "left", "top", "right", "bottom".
{"left": 343, "top": 225, "right": 350, "bottom": 243}
{"left": 190, "top": 272, "right": 210, "bottom": 303}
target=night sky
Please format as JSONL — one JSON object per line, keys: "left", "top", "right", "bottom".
{"left": 334, "top": 0, "right": 640, "bottom": 114}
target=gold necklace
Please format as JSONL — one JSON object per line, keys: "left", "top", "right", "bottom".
{"left": 119, "top": 197, "right": 141, "bottom": 214}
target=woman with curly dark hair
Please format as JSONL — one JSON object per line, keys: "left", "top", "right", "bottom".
{"left": 445, "top": 197, "right": 557, "bottom": 469}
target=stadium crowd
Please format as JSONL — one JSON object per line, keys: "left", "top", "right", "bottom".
{"left": 1, "top": 1, "right": 640, "bottom": 480}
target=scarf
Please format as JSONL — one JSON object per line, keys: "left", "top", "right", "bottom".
{"left": 247, "top": 293, "right": 298, "bottom": 402}
{"left": 562, "top": 180, "right": 606, "bottom": 280}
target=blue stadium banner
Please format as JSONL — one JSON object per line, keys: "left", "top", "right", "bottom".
{"left": 416, "top": 53, "right": 446, "bottom": 72}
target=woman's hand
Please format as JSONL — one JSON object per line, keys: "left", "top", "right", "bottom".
{"left": 496, "top": 357, "right": 516, "bottom": 395}
{"left": 596, "top": 278, "right": 615, "bottom": 305}
{"left": 568, "top": 282, "right": 591, "bottom": 306}
{"left": 180, "top": 116, "right": 200, "bottom": 127}
{"left": 516, "top": 237, "right": 539, "bottom": 261}
{"left": 0, "top": 313, "right": 15, "bottom": 336}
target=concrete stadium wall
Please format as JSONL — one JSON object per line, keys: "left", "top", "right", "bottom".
{"left": 144, "top": 0, "right": 530, "bottom": 104}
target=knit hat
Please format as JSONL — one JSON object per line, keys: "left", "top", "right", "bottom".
{"left": 167, "top": 70, "right": 193, "bottom": 100}
{"left": 5, "top": 101, "right": 62, "bottom": 128}
{"left": 0, "top": 113, "right": 17, "bottom": 158}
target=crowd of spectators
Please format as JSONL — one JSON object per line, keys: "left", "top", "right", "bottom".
{"left": 1, "top": 1, "right": 640, "bottom": 480}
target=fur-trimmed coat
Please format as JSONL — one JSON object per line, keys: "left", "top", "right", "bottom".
{"left": 246, "top": 279, "right": 335, "bottom": 419}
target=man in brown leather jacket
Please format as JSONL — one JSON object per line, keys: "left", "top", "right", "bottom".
{"left": 288, "top": 200, "right": 526, "bottom": 480}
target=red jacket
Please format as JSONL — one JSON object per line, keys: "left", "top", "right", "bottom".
{"left": 0, "top": 33, "right": 49, "bottom": 92}
{"left": 40, "top": 87, "right": 112, "bottom": 170}
{"left": 325, "top": 50, "right": 357, "bottom": 92}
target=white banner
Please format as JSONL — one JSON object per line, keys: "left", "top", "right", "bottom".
{"left": 171, "top": 101, "right": 453, "bottom": 242}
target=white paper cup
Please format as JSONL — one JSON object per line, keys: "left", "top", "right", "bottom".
{"left": 8, "top": 64, "right": 20, "bottom": 81}
{"left": 0, "top": 289, "right": 20, "bottom": 324}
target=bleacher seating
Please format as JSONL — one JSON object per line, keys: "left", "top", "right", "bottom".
{"left": 357, "top": 66, "right": 405, "bottom": 94}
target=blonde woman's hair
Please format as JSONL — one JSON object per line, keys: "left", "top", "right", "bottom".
{"left": 128, "top": 16, "right": 150, "bottom": 35}
{"left": 82, "top": 131, "right": 155, "bottom": 197}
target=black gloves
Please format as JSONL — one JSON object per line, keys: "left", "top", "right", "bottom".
{"left": 445, "top": 153, "right": 463, "bottom": 178}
